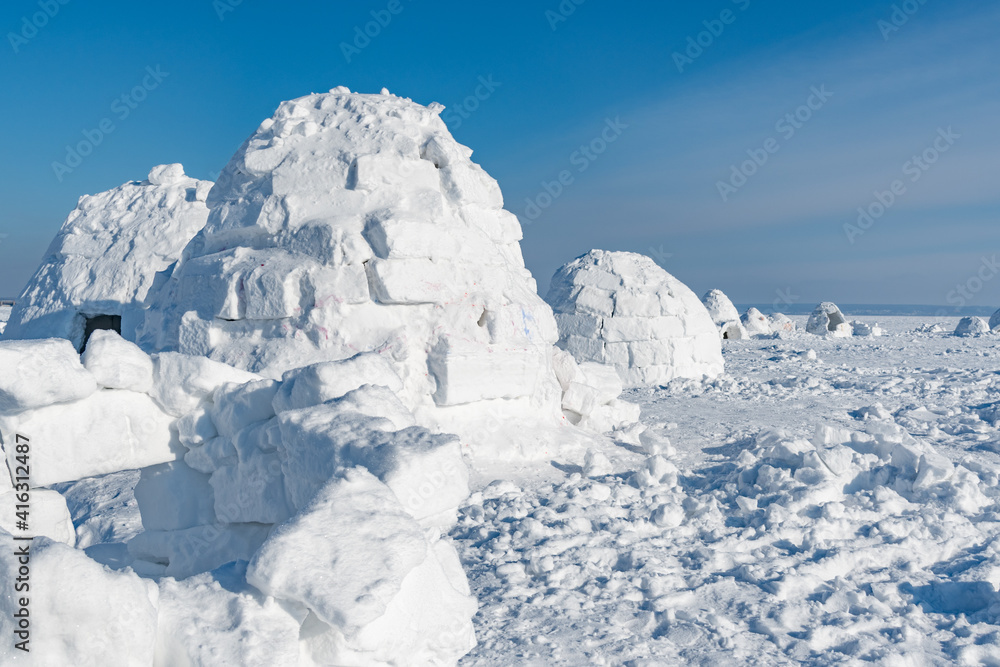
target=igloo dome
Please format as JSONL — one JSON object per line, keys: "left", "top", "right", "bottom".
{"left": 955, "top": 316, "right": 990, "bottom": 337}
{"left": 701, "top": 288, "right": 746, "bottom": 340}
{"left": 4, "top": 165, "right": 212, "bottom": 349}
{"left": 138, "top": 89, "right": 571, "bottom": 452}
{"left": 546, "top": 250, "right": 724, "bottom": 387}
{"left": 806, "top": 302, "right": 852, "bottom": 338}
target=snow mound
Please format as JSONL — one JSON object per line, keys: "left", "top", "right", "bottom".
{"left": 3, "top": 165, "right": 212, "bottom": 349}
{"left": 740, "top": 307, "right": 772, "bottom": 337}
{"left": 806, "top": 302, "right": 852, "bottom": 337}
{"left": 851, "top": 320, "right": 883, "bottom": 337}
{"left": 137, "top": 88, "right": 577, "bottom": 458}
{"left": 955, "top": 316, "right": 990, "bottom": 337}
{"left": 547, "top": 250, "right": 724, "bottom": 387}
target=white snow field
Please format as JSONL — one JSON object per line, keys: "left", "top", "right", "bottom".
{"left": 2, "top": 87, "right": 1000, "bottom": 666}
{"left": 452, "top": 316, "right": 1000, "bottom": 665}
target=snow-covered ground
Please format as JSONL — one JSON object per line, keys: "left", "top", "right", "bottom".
{"left": 454, "top": 316, "right": 1000, "bottom": 665}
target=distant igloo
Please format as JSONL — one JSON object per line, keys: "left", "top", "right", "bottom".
{"left": 4, "top": 165, "right": 212, "bottom": 350}
{"left": 138, "top": 89, "right": 576, "bottom": 453}
{"left": 990, "top": 308, "right": 1000, "bottom": 332}
{"left": 955, "top": 316, "right": 990, "bottom": 337}
{"left": 806, "top": 302, "right": 852, "bottom": 338}
{"left": 546, "top": 250, "right": 724, "bottom": 387}
{"left": 701, "top": 288, "right": 747, "bottom": 340}
{"left": 769, "top": 312, "right": 796, "bottom": 333}
{"left": 741, "top": 308, "right": 772, "bottom": 336}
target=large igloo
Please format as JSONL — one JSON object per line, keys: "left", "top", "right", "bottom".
{"left": 138, "top": 88, "right": 577, "bottom": 455}
{"left": 4, "top": 165, "right": 211, "bottom": 349}
{"left": 546, "top": 250, "right": 724, "bottom": 387}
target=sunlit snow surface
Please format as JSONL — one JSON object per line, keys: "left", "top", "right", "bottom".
{"left": 454, "top": 316, "right": 1000, "bottom": 665}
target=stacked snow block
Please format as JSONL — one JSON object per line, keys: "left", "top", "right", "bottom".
{"left": 702, "top": 288, "right": 747, "bottom": 340}
{"left": 806, "top": 302, "right": 852, "bottom": 338}
{"left": 0, "top": 335, "right": 477, "bottom": 665}
{"left": 138, "top": 89, "right": 567, "bottom": 456}
{"left": 552, "top": 349, "right": 639, "bottom": 432}
{"left": 547, "top": 250, "right": 724, "bottom": 388}
{"left": 3, "top": 165, "right": 212, "bottom": 349}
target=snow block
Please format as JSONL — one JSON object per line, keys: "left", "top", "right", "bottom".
{"left": 81, "top": 329, "right": 154, "bottom": 392}
{"left": 0, "top": 489, "right": 75, "bottom": 545}
{"left": 0, "top": 533, "right": 158, "bottom": 665}
{"left": 247, "top": 469, "right": 428, "bottom": 633}
{"left": 272, "top": 353, "right": 402, "bottom": 413}
{"left": 0, "top": 390, "right": 178, "bottom": 487}
{"left": 427, "top": 337, "right": 540, "bottom": 406}
{"left": 150, "top": 352, "right": 260, "bottom": 416}
{"left": 0, "top": 338, "right": 97, "bottom": 412}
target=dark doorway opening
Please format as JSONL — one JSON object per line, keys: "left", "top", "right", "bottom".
{"left": 81, "top": 314, "right": 122, "bottom": 352}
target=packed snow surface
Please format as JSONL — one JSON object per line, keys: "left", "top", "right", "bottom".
{"left": 452, "top": 316, "right": 1000, "bottom": 665}
{"left": 547, "top": 250, "right": 724, "bottom": 387}
{"left": 3, "top": 165, "right": 212, "bottom": 348}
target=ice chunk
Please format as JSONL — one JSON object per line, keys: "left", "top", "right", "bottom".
{"left": 0, "top": 339, "right": 96, "bottom": 412}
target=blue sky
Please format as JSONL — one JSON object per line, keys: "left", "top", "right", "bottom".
{"left": 1, "top": 0, "right": 997, "bottom": 307}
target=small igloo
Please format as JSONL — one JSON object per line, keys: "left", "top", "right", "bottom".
{"left": 741, "top": 308, "right": 773, "bottom": 336}
{"left": 955, "top": 316, "right": 990, "bottom": 337}
{"left": 546, "top": 250, "right": 724, "bottom": 387}
{"left": 769, "top": 312, "right": 796, "bottom": 333}
{"left": 701, "top": 288, "right": 746, "bottom": 340}
{"left": 4, "top": 165, "right": 212, "bottom": 350}
{"left": 806, "top": 302, "right": 852, "bottom": 338}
